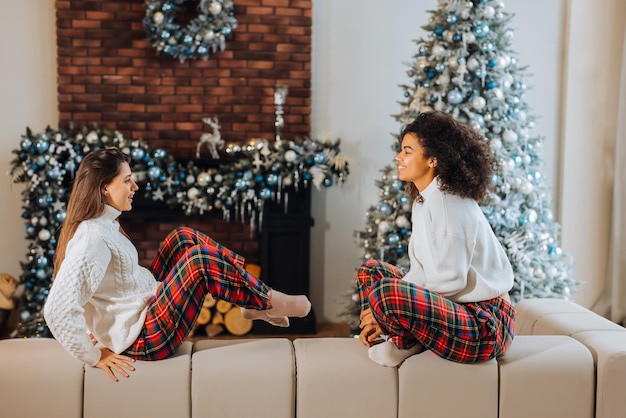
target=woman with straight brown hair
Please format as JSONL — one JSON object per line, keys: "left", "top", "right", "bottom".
{"left": 45, "top": 147, "right": 310, "bottom": 381}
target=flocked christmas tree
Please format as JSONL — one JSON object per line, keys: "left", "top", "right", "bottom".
{"left": 345, "top": 0, "right": 581, "bottom": 330}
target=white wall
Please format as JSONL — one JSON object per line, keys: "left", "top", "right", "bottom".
{"left": 0, "top": 0, "right": 618, "bottom": 323}
{"left": 0, "top": 2, "right": 57, "bottom": 280}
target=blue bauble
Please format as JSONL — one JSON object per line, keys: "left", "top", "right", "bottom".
{"left": 322, "top": 177, "right": 333, "bottom": 187}
{"left": 255, "top": 174, "right": 264, "bottom": 183}
{"left": 387, "top": 232, "right": 400, "bottom": 245}
{"left": 37, "top": 195, "right": 51, "bottom": 208}
{"left": 258, "top": 187, "right": 272, "bottom": 200}
{"left": 391, "top": 180, "right": 403, "bottom": 191}
{"left": 303, "top": 172, "right": 312, "bottom": 181}
{"left": 47, "top": 167, "right": 61, "bottom": 180}
{"left": 473, "top": 22, "right": 490, "bottom": 38}
{"left": 20, "top": 137, "right": 33, "bottom": 152}
{"left": 234, "top": 178, "right": 247, "bottom": 191}
{"left": 147, "top": 166, "right": 162, "bottom": 180}
{"left": 447, "top": 89, "right": 463, "bottom": 104}
{"left": 26, "top": 225, "right": 36, "bottom": 237}
{"left": 446, "top": 13, "right": 457, "bottom": 25}
{"left": 313, "top": 152, "right": 327, "bottom": 164}
{"left": 153, "top": 148, "right": 167, "bottom": 159}
{"left": 131, "top": 148, "right": 145, "bottom": 162}
{"left": 266, "top": 173, "right": 279, "bottom": 186}
{"left": 35, "top": 256, "right": 49, "bottom": 267}
{"left": 35, "top": 137, "right": 50, "bottom": 154}
{"left": 54, "top": 210, "right": 67, "bottom": 223}
{"left": 36, "top": 269, "right": 47, "bottom": 280}
{"left": 378, "top": 202, "right": 393, "bottom": 216}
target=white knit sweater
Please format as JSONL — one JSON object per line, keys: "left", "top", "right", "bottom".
{"left": 402, "top": 178, "right": 514, "bottom": 303}
{"left": 44, "top": 205, "right": 158, "bottom": 366}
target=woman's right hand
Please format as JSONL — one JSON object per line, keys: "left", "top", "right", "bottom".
{"left": 358, "top": 308, "right": 383, "bottom": 347}
{"left": 96, "top": 347, "right": 136, "bottom": 382}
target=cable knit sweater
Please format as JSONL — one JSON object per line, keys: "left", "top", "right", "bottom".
{"left": 44, "top": 205, "right": 158, "bottom": 366}
{"left": 402, "top": 178, "right": 514, "bottom": 303}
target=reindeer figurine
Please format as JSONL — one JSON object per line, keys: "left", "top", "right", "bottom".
{"left": 196, "top": 117, "right": 224, "bottom": 159}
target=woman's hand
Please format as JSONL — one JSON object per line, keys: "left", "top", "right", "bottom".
{"left": 96, "top": 348, "right": 136, "bottom": 382}
{"left": 359, "top": 308, "right": 383, "bottom": 347}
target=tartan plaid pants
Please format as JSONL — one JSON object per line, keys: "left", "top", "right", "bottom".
{"left": 356, "top": 259, "right": 515, "bottom": 363}
{"left": 124, "top": 226, "right": 271, "bottom": 360}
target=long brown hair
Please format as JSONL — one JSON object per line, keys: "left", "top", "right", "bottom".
{"left": 53, "top": 148, "right": 130, "bottom": 276}
{"left": 400, "top": 111, "right": 494, "bottom": 203}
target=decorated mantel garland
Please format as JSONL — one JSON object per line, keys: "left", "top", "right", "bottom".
{"left": 143, "top": 0, "right": 237, "bottom": 62}
{"left": 9, "top": 126, "right": 349, "bottom": 337}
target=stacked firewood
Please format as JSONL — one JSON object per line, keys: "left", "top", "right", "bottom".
{"left": 190, "top": 263, "right": 261, "bottom": 337}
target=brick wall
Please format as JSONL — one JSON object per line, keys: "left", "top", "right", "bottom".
{"left": 55, "top": 0, "right": 312, "bottom": 157}
{"left": 55, "top": 0, "right": 312, "bottom": 262}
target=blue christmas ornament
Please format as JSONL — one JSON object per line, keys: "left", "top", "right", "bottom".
{"left": 397, "top": 195, "right": 410, "bottom": 206}
{"left": 36, "top": 269, "right": 47, "bottom": 280}
{"left": 35, "top": 137, "right": 50, "bottom": 154}
{"left": 26, "top": 225, "right": 36, "bottom": 237}
{"left": 447, "top": 89, "right": 463, "bottom": 104}
{"left": 322, "top": 177, "right": 333, "bottom": 187}
{"left": 255, "top": 174, "right": 264, "bottom": 183}
{"left": 234, "top": 178, "right": 247, "bottom": 191}
{"left": 131, "top": 148, "right": 145, "bottom": 162}
{"left": 46, "top": 167, "right": 61, "bottom": 180}
{"left": 266, "top": 173, "right": 279, "bottom": 186}
{"left": 54, "top": 210, "right": 67, "bottom": 223}
{"left": 473, "top": 22, "right": 490, "bottom": 38}
{"left": 378, "top": 202, "right": 393, "bottom": 216}
{"left": 313, "top": 152, "right": 327, "bottom": 164}
{"left": 35, "top": 256, "right": 49, "bottom": 267}
{"left": 387, "top": 232, "right": 401, "bottom": 245}
{"left": 37, "top": 195, "right": 52, "bottom": 208}
{"left": 303, "top": 172, "right": 312, "bottom": 181}
{"left": 20, "top": 138, "right": 33, "bottom": 152}
{"left": 259, "top": 187, "right": 272, "bottom": 200}
{"left": 391, "top": 180, "right": 403, "bottom": 191}
{"left": 148, "top": 166, "right": 162, "bottom": 180}
{"left": 446, "top": 13, "right": 457, "bottom": 25}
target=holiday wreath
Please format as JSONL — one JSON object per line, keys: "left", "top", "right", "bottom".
{"left": 143, "top": 0, "right": 238, "bottom": 62}
{"left": 9, "top": 126, "right": 350, "bottom": 337}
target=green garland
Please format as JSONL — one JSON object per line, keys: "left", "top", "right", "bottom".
{"left": 143, "top": 0, "right": 237, "bottom": 62}
{"left": 9, "top": 126, "right": 350, "bottom": 337}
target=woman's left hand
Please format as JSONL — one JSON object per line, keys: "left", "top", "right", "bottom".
{"left": 358, "top": 308, "right": 383, "bottom": 347}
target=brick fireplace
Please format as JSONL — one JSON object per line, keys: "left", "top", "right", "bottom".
{"left": 55, "top": 0, "right": 315, "bottom": 333}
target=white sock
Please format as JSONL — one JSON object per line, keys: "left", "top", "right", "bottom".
{"left": 240, "top": 290, "right": 311, "bottom": 327}
{"left": 368, "top": 341, "right": 424, "bottom": 367}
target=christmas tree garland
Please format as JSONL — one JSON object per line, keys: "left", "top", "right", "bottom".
{"left": 143, "top": 0, "right": 237, "bottom": 62}
{"left": 9, "top": 126, "right": 349, "bottom": 337}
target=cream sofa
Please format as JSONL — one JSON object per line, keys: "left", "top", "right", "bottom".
{"left": 0, "top": 298, "right": 623, "bottom": 418}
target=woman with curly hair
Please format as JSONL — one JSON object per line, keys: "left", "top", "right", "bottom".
{"left": 357, "top": 111, "right": 515, "bottom": 367}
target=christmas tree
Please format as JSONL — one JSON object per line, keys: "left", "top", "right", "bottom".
{"left": 347, "top": 0, "right": 580, "bottom": 331}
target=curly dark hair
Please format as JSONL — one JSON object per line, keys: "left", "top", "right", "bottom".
{"left": 400, "top": 111, "right": 494, "bottom": 203}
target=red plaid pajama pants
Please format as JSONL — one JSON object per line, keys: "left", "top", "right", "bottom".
{"left": 357, "top": 259, "right": 516, "bottom": 363}
{"left": 124, "top": 226, "right": 271, "bottom": 360}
